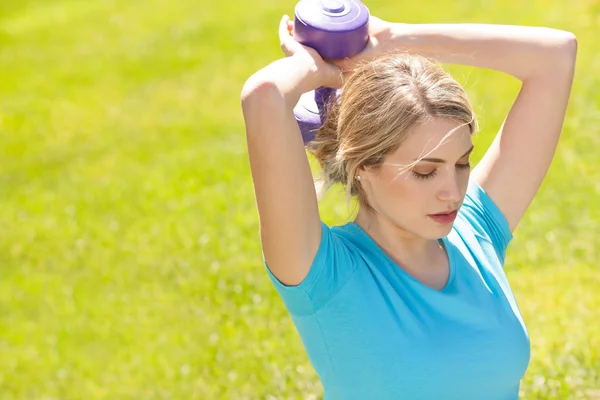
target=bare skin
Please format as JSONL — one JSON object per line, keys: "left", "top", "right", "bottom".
{"left": 241, "top": 15, "right": 576, "bottom": 287}
{"left": 354, "top": 118, "right": 473, "bottom": 289}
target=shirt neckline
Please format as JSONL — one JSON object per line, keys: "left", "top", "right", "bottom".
{"left": 343, "top": 222, "right": 457, "bottom": 293}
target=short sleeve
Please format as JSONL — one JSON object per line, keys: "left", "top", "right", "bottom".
{"left": 264, "top": 221, "right": 357, "bottom": 316}
{"left": 459, "top": 178, "right": 514, "bottom": 262}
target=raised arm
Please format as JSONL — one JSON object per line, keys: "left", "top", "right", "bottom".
{"left": 339, "top": 21, "right": 577, "bottom": 232}
{"left": 240, "top": 16, "right": 342, "bottom": 286}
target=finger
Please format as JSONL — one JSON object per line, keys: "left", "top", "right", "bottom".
{"left": 278, "top": 14, "right": 290, "bottom": 41}
{"left": 278, "top": 15, "right": 295, "bottom": 56}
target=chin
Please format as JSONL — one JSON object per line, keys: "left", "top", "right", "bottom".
{"left": 426, "top": 223, "right": 455, "bottom": 239}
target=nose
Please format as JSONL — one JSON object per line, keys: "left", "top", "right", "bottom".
{"left": 437, "top": 174, "right": 462, "bottom": 203}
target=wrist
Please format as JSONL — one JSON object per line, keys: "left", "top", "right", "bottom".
{"left": 366, "top": 19, "right": 409, "bottom": 55}
{"left": 386, "top": 23, "right": 416, "bottom": 50}
{"left": 289, "top": 53, "right": 322, "bottom": 87}
{"left": 275, "top": 55, "right": 321, "bottom": 108}
{"left": 386, "top": 23, "right": 447, "bottom": 62}
{"left": 278, "top": 54, "right": 329, "bottom": 106}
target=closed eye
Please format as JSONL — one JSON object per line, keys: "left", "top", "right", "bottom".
{"left": 411, "top": 162, "right": 471, "bottom": 180}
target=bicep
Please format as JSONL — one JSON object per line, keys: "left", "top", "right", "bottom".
{"left": 242, "top": 81, "right": 322, "bottom": 286}
{"left": 471, "top": 48, "right": 576, "bottom": 232}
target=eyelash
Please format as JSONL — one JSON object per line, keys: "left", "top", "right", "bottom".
{"left": 412, "top": 163, "right": 471, "bottom": 180}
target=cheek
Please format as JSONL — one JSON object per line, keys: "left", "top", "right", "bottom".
{"left": 459, "top": 169, "right": 471, "bottom": 194}
{"left": 375, "top": 172, "right": 426, "bottom": 209}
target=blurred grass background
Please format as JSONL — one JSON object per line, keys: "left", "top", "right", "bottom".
{"left": 0, "top": 0, "right": 598, "bottom": 398}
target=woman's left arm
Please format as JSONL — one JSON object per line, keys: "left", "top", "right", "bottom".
{"left": 396, "top": 24, "right": 577, "bottom": 232}
{"left": 344, "top": 22, "right": 578, "bottom": 232}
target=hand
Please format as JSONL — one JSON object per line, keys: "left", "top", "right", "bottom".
{"left": 278, "top": 15, "right": 344, "bottom": 89}
{"left": 328, "top": 16, "right": 396, "bottom": 73}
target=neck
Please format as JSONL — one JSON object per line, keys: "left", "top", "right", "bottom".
{"left": 353, "top": 210, "right": 443, "bottom": 269}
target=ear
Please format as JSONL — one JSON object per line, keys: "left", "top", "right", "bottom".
{"left": 355, "top": 165, "right": 367, "bottom": 181}
{"left": 356, "top": 165, "right": 368, "bottom": 174}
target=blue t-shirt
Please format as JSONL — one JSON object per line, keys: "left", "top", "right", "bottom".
{"left": 265, "top": 179, "right": 531, "bottom": 399}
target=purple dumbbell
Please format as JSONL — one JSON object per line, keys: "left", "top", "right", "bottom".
{"left": 292, "top": 0, "right": 370, "bottom": 145}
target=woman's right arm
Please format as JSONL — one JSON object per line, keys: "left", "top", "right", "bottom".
{"left": 240, "top": 16, "right": 342, "bottom": 286}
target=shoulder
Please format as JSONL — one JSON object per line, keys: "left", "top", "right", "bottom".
{"left": 453, "top": 178, "right": 514, "bottom": 263}
{"left": 264, "top": 221, "right": 362, "bottom": 316}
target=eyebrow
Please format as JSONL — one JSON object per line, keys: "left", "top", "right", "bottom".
{"left": 416, "top": 145, "right": 475, "bottom": 164}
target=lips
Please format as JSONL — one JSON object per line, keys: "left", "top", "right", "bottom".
{"left": 428, "top": 210, "right": 458, "bottom": 224}
{"left": 431, "top": 209, "right": 458, "bottom": 216}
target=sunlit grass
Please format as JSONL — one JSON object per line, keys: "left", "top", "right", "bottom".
{"left": 0, "top": 0, "right": 598, "bottom": 398}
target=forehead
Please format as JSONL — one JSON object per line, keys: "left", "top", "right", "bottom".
{"left": 390, "top": 118, "right": 472, "bottom": 161}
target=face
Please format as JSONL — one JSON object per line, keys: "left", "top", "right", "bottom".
{"left": 358, "top": 117, "right": 474, "bottom": 240}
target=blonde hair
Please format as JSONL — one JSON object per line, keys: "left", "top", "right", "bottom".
{"left": 308, "top": 52, "right": 477, "bottom": 211}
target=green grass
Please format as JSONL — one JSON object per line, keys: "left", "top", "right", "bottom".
{"left": 0, "top": 0, "right": 598, "bottom": 398}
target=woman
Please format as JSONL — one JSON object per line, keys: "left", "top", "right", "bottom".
{"left": 240, "top": 12, "right": 577, "bottom": 400}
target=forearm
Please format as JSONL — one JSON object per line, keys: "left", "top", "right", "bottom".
{"left": 387, "top": 23, "right": 577, "bottom": 80}
{"left": 242, "top": 54, "right": 321, "bottom": 108}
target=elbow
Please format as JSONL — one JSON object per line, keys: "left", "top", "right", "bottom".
{"left": 553, "top": 31, "right": 578, "bottom": 71}
{"left": 241, "top": 74, "right": 278, "bottom": 106}
{"left": 240, "top": 75, "right": 288, "bottom": 138}
{"left": 558, "top": 31, "right": 578, "bottom": 60}
{"left": 240, "top": 76, "right": 282, "bottom": 127}
{"left": 529, "top": 31, "right": 577, "bottom": 79}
